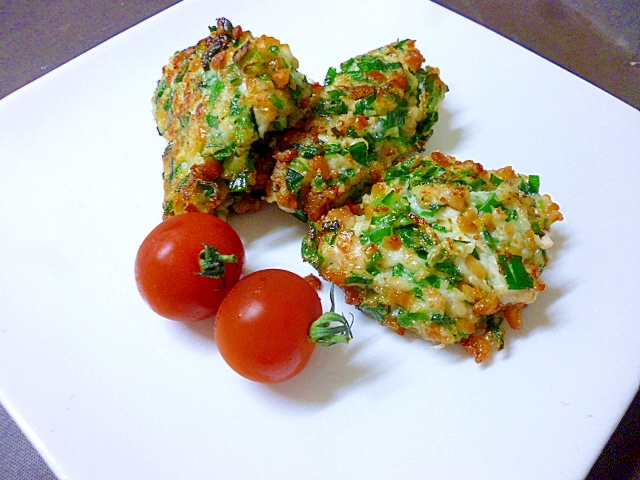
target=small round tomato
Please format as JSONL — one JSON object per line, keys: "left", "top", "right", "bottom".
{"left": 214, "top": 269, "right": 323, "bottom": 383}
{"left": 135, "top": 212, "right": 245, "bottom": 322}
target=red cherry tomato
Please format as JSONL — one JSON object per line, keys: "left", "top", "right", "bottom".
{"left": 214, "top": 269, "right": 323, "bottom": 383}
{"left": 135, "top": 212, "right": 245, "bottom": 322}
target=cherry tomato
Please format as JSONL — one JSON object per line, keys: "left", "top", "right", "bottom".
{"left": 135, "top": 212, "right": 245, "bottom": 322}
{"left": 214, "top": 269, "right": 323, "bottom": 383}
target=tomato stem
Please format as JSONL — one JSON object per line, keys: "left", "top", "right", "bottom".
{"left": 197, "top": 243, "right": 238, "bottom": 285}
{"left": 309, "top": 285, "right": 353, "bottom": 346}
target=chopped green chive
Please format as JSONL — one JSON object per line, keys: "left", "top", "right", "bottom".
{"left": 285, "top": 168, "right": 304, "bottom": 194}
{"left": 348, "top": 142, "right": 369, "bottom": 165}
{"left": 498, "top": 254, "right": 534, "bottom": 290}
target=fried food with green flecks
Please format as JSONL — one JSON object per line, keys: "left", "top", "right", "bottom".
{"left": 265, "top": 39, "right": 447, "bottom": 222}
{"left": 302, "top": 151, "right": 563, "bottom": 362}
{"left": 153, "top": 18, "right": 315, "bottom": 218}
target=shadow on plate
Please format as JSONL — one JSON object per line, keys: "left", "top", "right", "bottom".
{"left": 263, "top": 335, "right": 390, "bottom": 405}
{"left": 184, "top": 316, "right": 216, "bottom": 342}
{"left": 229, "top": 202, "right": 307, "bottom": 250}
{"left": 425, "top": 105, "right": 467, "bottom": 154}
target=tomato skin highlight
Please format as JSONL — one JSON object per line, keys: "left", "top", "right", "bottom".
{"left": 135, "top": 212, "right": 245, "bottom": 322}
{"left": 214, "top": 269, "right": 323, "bottom": 383}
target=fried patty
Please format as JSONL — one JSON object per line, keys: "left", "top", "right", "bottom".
{"left": 265, "top": 39, "right": 447, "bottom": 222}
{"left": 302, "top": 151, "right": 563, "bottom": 362}
{"left": 153, "top": 18, "right": 315, "bottom": 218}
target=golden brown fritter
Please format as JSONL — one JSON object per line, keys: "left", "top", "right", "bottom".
{"left": 265, "top": 39, "right": 448, "bottom": 222}
{"left": 302, "top": 151, "right": 563, "bottom": 362}
{"left": 153, "top": 18, "right": 315, "bottom": 218}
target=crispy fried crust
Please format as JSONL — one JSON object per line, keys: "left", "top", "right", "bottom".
{"left": 265, "top": 40, "right": 447, "bottom": 222}
{"left": 153, "top": 18, "right": 315, "bottom": 218}
{"left": 302, "top": 151, "right": 563, "bottom": 362}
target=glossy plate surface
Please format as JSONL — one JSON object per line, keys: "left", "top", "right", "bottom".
{"left": 0, "top": 1, "right": 639, "bottom": 479}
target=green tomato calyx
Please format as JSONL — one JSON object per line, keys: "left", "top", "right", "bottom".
{"left": 309, "top": 285, "right": 353, "bottom": 346}
{"left": 198, "top": 243, "right": 238, "bottom": 286}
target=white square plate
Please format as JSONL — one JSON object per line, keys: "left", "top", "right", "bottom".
{"left": 1, "top": 1, "right": 639, "bottom": 478}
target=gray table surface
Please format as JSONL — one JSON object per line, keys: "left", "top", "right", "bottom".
{"left": 1, "top": 1, "right": 639, "bottom": 479}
